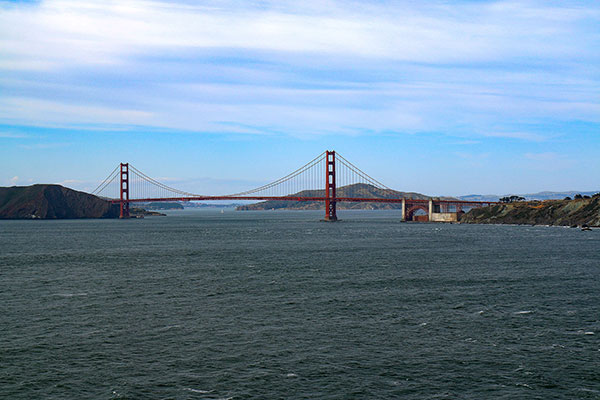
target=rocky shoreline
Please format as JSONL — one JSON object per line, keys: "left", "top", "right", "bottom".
{"left": 460, "top": 195, "right": 600, "bottom": 227}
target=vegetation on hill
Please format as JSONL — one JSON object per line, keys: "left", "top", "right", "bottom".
{"left": 461, "top": 195, "right": 600, "bottom": 227}
{"left": 499, "top": 195, "right": 525, "bottom": 203}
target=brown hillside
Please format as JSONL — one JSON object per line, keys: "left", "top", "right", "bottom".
{"left": 461, "top": 196, "right": 600, "bottom": 227}
{"left": 0, "top": 185, "right": 119, "bottom": 219}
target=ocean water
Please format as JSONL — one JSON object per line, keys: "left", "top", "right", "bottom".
{"left": 1, "top": 209, "right": 599, "bottom": 399}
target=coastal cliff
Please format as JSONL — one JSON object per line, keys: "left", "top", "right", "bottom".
{"left": 461, "top": 196, "right": 600, "bottom": 227}
{"left": 0, "top": 185, "right": 119, "bottom": 219}
{"left": 0, "top": 184, "right": 163, "bottom": 219}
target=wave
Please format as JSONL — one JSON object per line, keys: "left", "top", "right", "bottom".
{"left": 184, "top": 388, "right": 213, "bottom": 394}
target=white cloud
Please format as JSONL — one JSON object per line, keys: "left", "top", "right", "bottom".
{"left": 0, "top": 97, "right": 152, "bottom": 126}
{"left": 0, "top": 0, "right": 598, "bottom": 138}
{"left": 0, "top": 131, "right": 29, "bottom": 138}
{"left": 9, "top": 176, "right": 19, "bottom": 185}
{"left": 1, "top": 0, "right": 597, "bottom": 68}
{"left": 18, "top": 142, "right": 72, "bottom": 150}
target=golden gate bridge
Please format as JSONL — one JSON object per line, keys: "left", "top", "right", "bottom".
{"left": 91, "top": 150, "right": 495, "bottom": 221}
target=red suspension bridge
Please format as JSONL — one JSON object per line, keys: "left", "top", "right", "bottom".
{"left": 91, "top": 150, "right": 496, "bottom": 221}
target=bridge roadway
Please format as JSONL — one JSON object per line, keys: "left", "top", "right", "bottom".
{"left": 109, "top": 196, "right": 495, "bottom": 206}
{"left": 110, "top": 196, "right": 497, "bottom": 222}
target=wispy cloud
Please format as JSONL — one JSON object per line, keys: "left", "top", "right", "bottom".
{"left": 0, "top": 0, "right": 598, "bottom": 140}
{"left": 2, "top": 0, "right": 597, "bottom": 65}
{"left": 18, "top": 142, "right": 72, "bottom": 150}
{"left": 60, "top": 179, "right": 86, "bottom": 185}
{"left": 0, "top": 131, "right": 30, "bottom": 138}
{"left": 483, "top": 131, "right": 546, "bottom": 142}
{"left": 0, "top": 97, "right": 152, "bottom": 126}
{"left": 523, "top": 151, "right": 574, "bottom": 171}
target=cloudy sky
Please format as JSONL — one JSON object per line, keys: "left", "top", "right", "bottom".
{"left": 1, "top": 0, "right": 599, "bottom": 196}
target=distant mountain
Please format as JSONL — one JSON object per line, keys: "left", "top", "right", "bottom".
{"left": 459, "top": 191, "right": 599, "bottom": 202}
{"left": 141, "top": 202, "right": 184, "bottom": 210}
{"left": 181, "top": 202, "right": 242, "bottom": 208}
{"left": 237, "top": 183, "right": 455, "bottom": 210}
{"left": 459, "top": 194, "right": 508, "bottom": 202}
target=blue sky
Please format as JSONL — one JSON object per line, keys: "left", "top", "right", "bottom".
{"left": 1, "top": 0, "right": 599, "bottom": 196}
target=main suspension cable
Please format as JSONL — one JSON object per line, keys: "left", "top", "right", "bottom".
{"left": 227, "top": 151, "right": 326, "bottom": 196}
{"left": 91, "top": 165, "right": 119, "bottom": 196}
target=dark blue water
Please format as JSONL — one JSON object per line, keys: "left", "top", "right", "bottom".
{"left": 1, "top": 210, "right": 599, "bottom": 399}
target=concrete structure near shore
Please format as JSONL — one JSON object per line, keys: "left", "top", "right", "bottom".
{"left": 401, "top": 198, "right": 463, "bottom": 222}
{"left": 429, "top": 212, "right": 461, "bottom": 222}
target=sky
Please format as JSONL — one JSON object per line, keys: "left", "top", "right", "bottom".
{"left": 0, "top": 0, "right": 599, "bottom": 196}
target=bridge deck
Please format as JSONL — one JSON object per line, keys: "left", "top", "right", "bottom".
{"left": 109, "top": 196, "right": 497, "bottom": 206}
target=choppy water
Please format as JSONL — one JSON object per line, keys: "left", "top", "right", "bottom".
{"left": 1, "top": 210, "right": 599, "bottom": 399}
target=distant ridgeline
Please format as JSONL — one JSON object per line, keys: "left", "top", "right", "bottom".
{"left": 459, "top": 191, "right": 599, "bottom": 202}
{"left": 237, "top": 183, "right": 455, "bottom": 210}
{"left": 141, "top": 202, "right": 184, "bottom": 210}
{"left": 140, "top": 202, "right": 241, "bottom": 209}
{"left": 0, "top": 185, "right": 161, "bottom": 219}
{"left": 461, "top": 194, "right": 600, "bottom": 227}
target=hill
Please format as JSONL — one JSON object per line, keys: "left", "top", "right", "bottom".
{"left": 461, "top": 196, "right": 600, "bottom": 227}
{"left": 0, "top": 185, "right": 161, "bottom": 219}
{"left": 237, "top": 183, "right": 453, "bottom": 210}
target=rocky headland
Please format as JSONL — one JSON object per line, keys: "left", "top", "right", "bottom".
{"left": 0, "top": 184, "right": 163, "bottom": 219}
{"left": 461, "top": 195, "right": 600, "bottom": 227}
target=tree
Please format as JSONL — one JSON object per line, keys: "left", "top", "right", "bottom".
{"left": 499, "top": 195, "right": 526, "bottom": 203}
{"left": 574, "top": 194, "right": 583, "bottom": 199}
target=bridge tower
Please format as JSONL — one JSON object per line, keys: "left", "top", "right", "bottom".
{"left": 120, "top": 163, "right": 130, "bottom": 219}
{"left": 324, "top": 150, "right": 337, "bottom": 221}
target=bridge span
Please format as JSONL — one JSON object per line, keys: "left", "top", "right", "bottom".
{"left": 92, "top": 151, "right": 496, "bottom": 221}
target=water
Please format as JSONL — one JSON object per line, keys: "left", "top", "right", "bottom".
{"left": 1, "top": 210, "right": 599, "bottom": 399}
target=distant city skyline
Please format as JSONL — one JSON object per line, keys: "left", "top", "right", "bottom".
{"left": 1, "top": 0, "right": 599, "bottom": 196}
